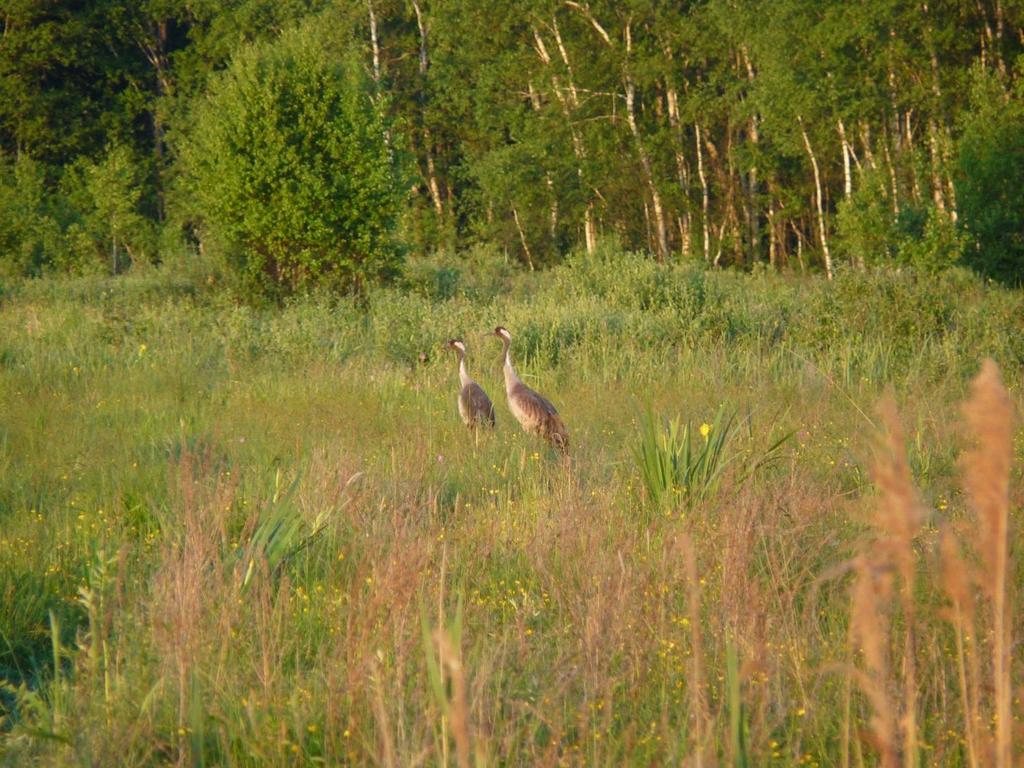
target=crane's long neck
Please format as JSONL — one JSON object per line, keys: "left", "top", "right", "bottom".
{"left": 457, "top": 351, "right": 471, "bottom": 387}
{"left": 501, "top": 338, "right": 520, "bottom": 392}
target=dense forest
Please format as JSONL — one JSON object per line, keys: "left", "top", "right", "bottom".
{"left": 2, "top": 0, "right": 1023, "bottom": 293}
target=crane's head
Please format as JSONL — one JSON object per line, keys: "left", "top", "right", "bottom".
{"left": 493, "top": 326, "right": 512, "bottom": 343}
{"left": 445, "top": 339, "right": 466, "bottom": 354}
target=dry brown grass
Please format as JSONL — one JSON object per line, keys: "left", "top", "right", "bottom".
{"left": 150, "top": 450, "right": 240, "bottom": 757}
{"left": 960, "top": 358, "right": 1015, "bottom": 768}
{"left": 847, "top": 359, "right": 1017, "bottom": 768}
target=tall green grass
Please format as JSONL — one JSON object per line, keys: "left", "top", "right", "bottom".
{"left": 0, "top": 251, "right": 1021, "bottom": 765}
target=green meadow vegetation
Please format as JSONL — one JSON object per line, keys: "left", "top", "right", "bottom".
{"left": 1, "top": 250, "right": 1022, "bottom": 765}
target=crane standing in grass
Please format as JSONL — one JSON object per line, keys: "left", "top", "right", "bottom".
{"left": 446, "top": 339, "right": 496, "bottom": 431}
{"left": 492, "top": 326, "right": 569, "bottom": 454}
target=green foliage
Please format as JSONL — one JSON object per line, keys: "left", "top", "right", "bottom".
{"left": 234, "top": 470, "right": 308, "bottom": 590}
{"left": 898, "top": 204, "right": 967, "bottom": 273}
{"left": 233, "top": 468, "right": 359, "bottom": 590}
{"left": 0, "top": 148, "right": 156, "bottom": 278}
{"left": 399, "top": 245, "right": 521, "bottom": 302}
{"left": 61, "top": 145, "right": 155, "bottom": 273}
{"left": 0, "top": 155, "right": 67, "bottom": 278}
{"left": 0, "top": 1, "right": 149, "bottom": 165}
{"left": 420, "top": 593, "right": 465, "bottom": 718}
{"left": 727, "top": 640, "right": 751, "bottom": 768}
{"left": 633, "top": 404, "right": 791, "bottom": 512}
{"left": 555, "top": 245, "right": 708, "bottom": 313}
{"left": 2, "top": 0, "right": 1024, "bottom": 268}
{"left": 835, "top": 168, "right": 901, "bottom": 265}
{"left": 634, "top": 405, "right": 740, "bottom": 509}
{"left": 0, "top": 558, "right": 63, "bottom": 679}
{"left": 836, "top": 167, "right": 965, "bottom": 272}
{"left": 956, "top": 67, "right": 1024, "bottom": 285}
{"left": 179, "top": 24, "right": 404, "bottom": 299}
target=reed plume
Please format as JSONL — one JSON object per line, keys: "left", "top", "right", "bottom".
{"left": 850, "top": 393, "right": 925, "bottom": 768}
{"left": 960, "top": 359, "right": 1014, "bottom": 768}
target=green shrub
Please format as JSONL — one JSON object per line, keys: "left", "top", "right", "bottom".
{"left": 956, "top": 67, "right": 1024, "bottom": 286}
{"left": 835, "top": 167, "right": 901, "bottom": 265}
{"left": 0, "top": 155, "right": 69, "bottom": 277}
{"left": 400, "top": 254, "right": 463, "bottom": 301}
{"left": 898, "top": 205, "right": 966, "bottom": 272}
{"left": 60, "top": 144, "right": 156, "bottom": 273}
{"left": 400, "top": 245, "right": 520, "bottom": 303}
{"left": 836, "top": 166, "right": 964, "bottom": 272}
{"left": 0, "top": 148, "right": 158, "bottom": 279}
{"left": 179, "top": 25, "right": 405, "bottom": 300}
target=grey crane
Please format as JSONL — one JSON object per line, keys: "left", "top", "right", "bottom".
{"left": 445, "top": 339, "right": 496, "bottom": 430}
{"left": 492, "top": 326, "right": 569, "bottom": 453}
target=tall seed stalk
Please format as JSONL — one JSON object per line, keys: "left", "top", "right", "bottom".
{"left": 680, "top": 533, "right": 708, "bottom": 767}
{"left": 851, "top": 394, "right": 925, "bottom": 767}
{"left": 960, "top": 359, "right": 1014, "bottom": 768}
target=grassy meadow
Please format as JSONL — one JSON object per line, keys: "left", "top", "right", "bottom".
{"left": 1, "top": 250, "right": 1022, "bottom": 766}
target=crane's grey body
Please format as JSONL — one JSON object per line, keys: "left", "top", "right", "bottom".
{"left": 447, "top": 340, "right": 495, "bottom": 429}
{"left": 494, "top": 327, "right": 569, "bottom": 453}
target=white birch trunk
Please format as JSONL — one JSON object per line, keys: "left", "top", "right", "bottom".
{"left": 625, "top": 72, "right": 668, "bottom": 260}
{"left": 678, "top": 215, "right": 691, "bottom": 257}
{"left": 882, "top": 136, "right": 900, "bottom": 215}
{"left": 527, "top": 81, "right": 560, "bottom": 239}
{"left": 793, "top": 220, "right": 806, "bottom": 274}
{"left": 411, "top": 0, "right": 444, "bottom": 219}
{"left": 552, "top": 19, "right": 599, "bottom": 253}
{"left": 533, "top": 25, "right": 596, "bottom": 254}
{"left": 904, "top": 111, "right": 924, "bottom": 204}
{"left": 799, "top": 118, "right": 833, "bottom": 280}
{"left": 713, "top": 220, "right": 727, "bottom": 268}
{"left": 994, "top": 0, "right": 1008, "bottom": 77}
{"left": 838, "top": 118, "right": 853, "bottom": 199}
{"left": 512, "top": 207, "right": 535, "bottom": 271}
{"left": 927, "top": 118, "right": 947, "bottom": 214}
{"left": 666, "top": 78, "right": 694, "bottom": 257}
{"left": 925, "top": 23, "right": 948, "bottom": 215}
{"left": 742, "top": 46, "right": 760, "bottom": 261}
{"left": 695, "top": 123, "right": 711, "bottom": 263}
{"left": 367, "top": 0, "right": 381, "bottom": 86}
{"left": 860, "top": 120, "right": 877, "bottom": 171}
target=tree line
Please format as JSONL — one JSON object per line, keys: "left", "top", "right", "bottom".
{"left": 1, "top": 0, "right": 1023, "bottom": 293}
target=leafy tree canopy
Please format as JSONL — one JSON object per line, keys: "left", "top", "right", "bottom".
{"left": 178, "top": 24, "right": 405, "bottom": 299}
